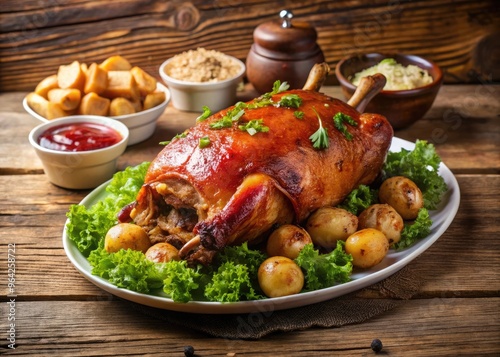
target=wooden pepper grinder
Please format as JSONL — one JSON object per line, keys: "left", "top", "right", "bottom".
{"left": 246, "top": 10, "right": 325, "bottom": 94}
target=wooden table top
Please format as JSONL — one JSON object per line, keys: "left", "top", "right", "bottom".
{"left": 1, "top": 85, "right": 499, "bottom": 356}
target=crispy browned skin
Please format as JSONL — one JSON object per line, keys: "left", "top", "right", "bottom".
{"left": 135, "top": 89, "right": 393, "bottom": 257}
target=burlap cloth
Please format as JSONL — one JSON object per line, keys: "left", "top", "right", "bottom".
{"left": 131, "top": 264, "right": 423, "bottom": 339}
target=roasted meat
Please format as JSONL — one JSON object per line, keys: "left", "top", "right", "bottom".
{"left": 128, "top": 64, "right": 393, "bottom": 264}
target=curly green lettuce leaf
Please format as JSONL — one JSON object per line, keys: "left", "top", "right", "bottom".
{"left": 65, "top": 162, "right": 150, "bottom": 256}
{"left": 161, "top": 260, "right": 205, "bottom": 303}
{"left": 88, "top": 248, "right": 166, "bottom": 294}
{"left": 205, "top": 261, "right": 264, "bottom": 302}
{"left": 104, "top": 162, "right": 150, "bottom": 201}
{"left": 217, "top": 242, "right": 266, "bottom": 278}
{"left": 394, "top": 208, "right": 432, "bottom": 250}
{"left": 384, "top": 140, "right": 447, "bottom": 210}
{"left": 295, "top": 241, "right": 352, "bottom": 292}
{"left": 65, "top": 204, "right": 112, "bottom": 257}
{"left": 338, "top": 184, "right": 378, "bottom": 215}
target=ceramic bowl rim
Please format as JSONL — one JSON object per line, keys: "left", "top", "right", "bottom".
{"left": 28, "top": 115, "right": 129, "bottom": 156}
{"left": 335, "top": 53, "right": 443, "bottom": 95}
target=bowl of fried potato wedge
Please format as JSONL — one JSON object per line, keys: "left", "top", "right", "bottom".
{"left": 23, "top": 55, "right": 171, "bottom": 145}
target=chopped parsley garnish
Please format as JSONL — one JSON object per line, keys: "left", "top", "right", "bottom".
{"left": 333, "top": 112, "right": 358, "bottom": 141}
{"left": 230, "top": 108, "right": 245, "bottom": 121}
{"left": 258, "top": 80, "right": 290, "bottom": 101}
{"left": 238, "top": 119, "right": 269, "bottom": 136}
{"left": 159, "top": 132, "right": 187, "bottom": 145}
{"left": 196, "top": 106, "right": 211, "bottom": 122}
{"left": 207, "top": 80, "right": 298, "bottom": 133}
{"left": 248, "top": 98, "right": 274, "bottom": 108}
{"left": 210, "top": 102, "right": 246, "bottom": 129}
{"left": 309, "top": 107, "right": 329, "bottom": 150}
{"left": 209, "top": 117, "right": 232, "bottom": 129}
{"left": 294, "top": 111, "right": 305, "bottom": 119}
{"left": 278, "top": 94, "right": 302, "bottom": 108}
{"left": 199, "top": 136, "right": 211, "bottom": 148}
{"left": 270, "top": 80, "right": 290, "bottom": 96}
{"left": 380, "top": 58, "right": 397, "bottom": 65}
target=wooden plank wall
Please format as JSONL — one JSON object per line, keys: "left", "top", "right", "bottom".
{"left": 1, "top": 0, "right": 498, "bottom": 92}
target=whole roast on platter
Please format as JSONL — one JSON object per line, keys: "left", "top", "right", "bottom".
{"left": 123, "top": 63, "right": 393, "bottom": 265}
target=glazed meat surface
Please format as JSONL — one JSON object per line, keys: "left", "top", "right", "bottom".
{"left": 132, "top": 87, "right": 393, "bottom": 263}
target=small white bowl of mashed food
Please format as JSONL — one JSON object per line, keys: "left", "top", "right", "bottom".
{"left": 29, "top": 115, "right": 129, "bottom": 189}
{"left": 335, "top": 53, "right": 443, "bottom": 129}
{"left": 159, "top": 48, "right": 246, "bottom": 112}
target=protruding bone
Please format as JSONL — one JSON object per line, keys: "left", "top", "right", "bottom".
{"left": 179, "top": 235, "right": 201, "bottom": 258}
{"left": 347, "top": 73, "right": 386, "bottom": 113}
{"left": 302, "top": 63, "right": 330, "bottom": 92}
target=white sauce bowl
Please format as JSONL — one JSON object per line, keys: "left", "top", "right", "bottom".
{"left": 29, "top": 115, "right": 129, "bottom": 189}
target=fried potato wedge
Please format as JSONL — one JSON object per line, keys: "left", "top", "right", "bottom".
{"left": 47, "top": 88, "right": 81, "bottom": 111}
{"left": 34, "top": 75, "right": 59, "bottom": 99}
{"left": 100, "top": 55, "right": 132, "bottom": 71}
{"left": 57, "top": 61, "right": 86, "bottom": 91}
{"left": 78, "top": 92, "right": 110, "bottom": 116}
{"left": 26, "top": 92, "right": 68, "bottom": 120}
{"left": 143, "top": 91, "right": 166, "bottom": 110}
{"left": 109, "top": 97, "right": 136, "bottom": 116}
{"left": 84, "top": 63, "right": 108, "bottom": 95}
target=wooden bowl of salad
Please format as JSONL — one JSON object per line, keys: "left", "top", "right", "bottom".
{"left": 335, "top": 53, "right": 443, "bottom": 129}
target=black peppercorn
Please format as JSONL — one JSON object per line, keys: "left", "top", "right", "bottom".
{"left": 371, "top": 338, "right": 383, "bottom": 353}
{"left": 183, "top": 345, "right": 195, "bottom": 357}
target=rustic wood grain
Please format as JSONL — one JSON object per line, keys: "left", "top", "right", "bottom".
{"left": 1, "top": 0, "right": 499, "bottom": 92}
{"left": 0, "top": 298, "right": 498, "bottom": 355}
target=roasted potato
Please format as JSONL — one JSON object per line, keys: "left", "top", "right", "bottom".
{"left": 258, "top": 256, "right": 304, "bottom": 298}
{"left": 109, "top": 97, "right": 136, "bottom": 116}
{"left": 84, "top": 63, "right": 108, "bottom": 95}
{"left": 80, "top": 62, "right": 89, "bottom": 75}
{"left": 47, "top": 88, "right": 81, "bottom": 111}
{"left": 143, "top": 91, "right": 166, "bottom": 110}
{"left": 145, "top": 243, "right": 180, "bottom": 263}
{"left": 131, "top": 66, "right": 157, "bottom": 97}
{"left": 266, "top": 224, "right": 312, "bottom": 259}
{"left": 100, "top": 55, "right": 132, "bottom": 71}
{"left": 358, "top": 204, "right": 404, "bottom": 245}
{"left": 130, "top": 98, "right": 143, "bottom": 112}
{"left": 104, "top": 70, "right": 140, "bottom": 100}
{"left": 26, "top": 92, "right": 68, "bottom": 119}
{"left": 379, "top": 176, "right": 424, "bottom": 220}
{"left": 345, "top": 228, "right": 389, "bottom": 269}
{"left": 306, "top": 207, "right": 358, "bottom": 249}
{"left": 57, "top": 60, "right": 86, "bottom": 91}
{"left": 78, "top": 92, "right": 110, "bottom": 116}
{"left": 34, "top": 74, "right": 59, "bottom": 98}
{"left": 29, "top": 56, "right": 163, "bottom": 120}
{"left": 104, "top": 223, "right": 151, "bottom": 253}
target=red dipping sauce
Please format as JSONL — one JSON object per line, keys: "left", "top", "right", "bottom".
{"left": 38, "top": 122, "right": 122, "bottom": 152}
